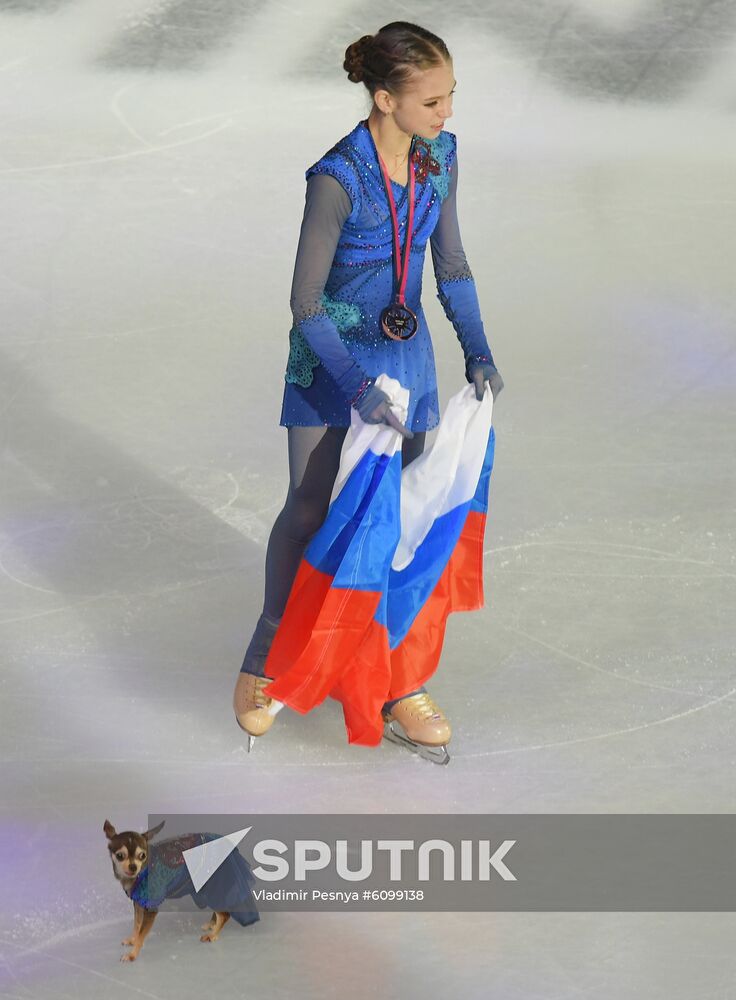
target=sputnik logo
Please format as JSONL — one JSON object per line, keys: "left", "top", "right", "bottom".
{"left": 182, "top": 827, "right": 251, "bottom": 891}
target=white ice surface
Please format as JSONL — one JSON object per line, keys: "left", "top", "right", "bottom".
{"left": 1, "top": 1, "right": 735, "bottom": 998}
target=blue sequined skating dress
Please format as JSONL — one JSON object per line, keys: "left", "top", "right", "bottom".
{"left": 279, "top": 119, "right": 495, "bottom": 433}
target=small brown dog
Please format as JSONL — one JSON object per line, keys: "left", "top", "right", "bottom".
{"left": 104, "top": 819, "right": 232, "bottom": 962}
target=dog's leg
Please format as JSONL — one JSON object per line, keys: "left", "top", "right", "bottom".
{"left": 200, "top": 911, "right": 230, "bottom": 942}
{"left": 121, "top": 901, "right": 144, "bottom": 946}
{"left": 121, "top": 906, "right": 157, "bottom": 962}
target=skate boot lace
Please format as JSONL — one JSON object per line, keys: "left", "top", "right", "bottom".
{"left": 402, "top": 692, "right": 444, "bottom": 721}
{"left": 251, "top": 675, "right": 273, "bottom": 710}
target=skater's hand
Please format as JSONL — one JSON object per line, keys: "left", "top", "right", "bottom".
{"left": 352, "top": 385, "right": 414, "bottom": 439}
{"left": 468, "top": 363, "right": 504, "bottom": 403}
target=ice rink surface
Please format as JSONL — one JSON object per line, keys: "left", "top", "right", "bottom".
{"left": 1, "top": 0, "right": 735, "bottom": 996}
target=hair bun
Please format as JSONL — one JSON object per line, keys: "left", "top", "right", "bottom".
{"left": 344, "top": 34, "right": 373, "bottom": 83}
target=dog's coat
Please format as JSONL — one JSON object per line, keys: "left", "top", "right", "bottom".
{"left": 126, "top": 832, "right": 260, "bottom": 926}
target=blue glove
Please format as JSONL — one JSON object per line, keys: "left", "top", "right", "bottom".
{"left": 466, "top": 357, "right": 504, "bottom": 402}
{"left": 351, "top": 379, "right": 414, "bottom": 439}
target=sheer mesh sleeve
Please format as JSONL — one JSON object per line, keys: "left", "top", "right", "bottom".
{"left": 288, "top": 173, "right": 371, "bottom": 401}
{"left": 429, "top": 156, "right": 497, "bottom": 375}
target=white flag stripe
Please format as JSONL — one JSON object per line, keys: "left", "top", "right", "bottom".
{"left": 329, "top": 374, "right": 409, "bottom": 503}
{"left": 394, "top": 384, "right": 493, "bottom": 570}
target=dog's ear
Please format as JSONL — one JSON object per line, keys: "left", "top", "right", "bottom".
{"left": 144, "top": 820, "right": 165, "bottom": 841}
{"left": 103, "top": 820, "right": 117, "bottom": 840}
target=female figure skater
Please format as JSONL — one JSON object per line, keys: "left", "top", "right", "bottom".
{"left": 233, "top": 21, "right": 504, "bottom": 760}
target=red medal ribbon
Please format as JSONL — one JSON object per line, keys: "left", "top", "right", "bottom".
{"left": 364, "top": 121, "right": 420, "bottom": 340}
{"left": 372, "top": 134, "right": 416, "bottom": 307}
{"left": 363, "top": 118, "right": 415, "bottom": 306}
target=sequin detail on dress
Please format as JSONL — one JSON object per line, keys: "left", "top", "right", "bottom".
{"left": 433, "top": 260, "right": 474, "bottom": 284}
{"left": 285, "top": 292, "right": 363, "bottom": 388}
{"left": 285, "top": 327, "right": 320, "bottom": 388}
{"left": 416, "top": 134, "right": 452, "bottom": 201}
{"left": 411, "top": 139, "right": 441, "bottom": 186}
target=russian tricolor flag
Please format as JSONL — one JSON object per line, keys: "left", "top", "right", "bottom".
{"left": 263, "top": 374, "right": 496, "bottom": 746}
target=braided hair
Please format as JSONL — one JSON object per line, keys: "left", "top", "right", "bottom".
{"left": 343, "top": 22, "right": 451, "bottom": 97}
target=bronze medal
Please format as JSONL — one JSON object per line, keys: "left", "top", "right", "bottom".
{"left": 380, "top": 303, "right": 418, "bottom": 341}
